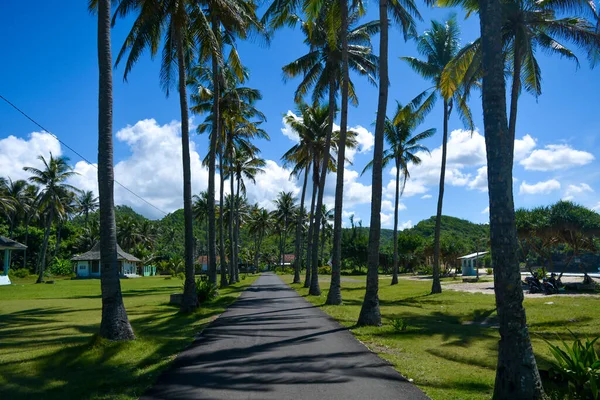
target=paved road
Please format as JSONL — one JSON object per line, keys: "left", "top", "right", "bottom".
{"left": 142, "top": 273, "right": 429, "bottom": 400}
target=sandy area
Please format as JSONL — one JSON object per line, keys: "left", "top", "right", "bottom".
{"left": 443, "top": 276, "right": 600, "bottom": 298}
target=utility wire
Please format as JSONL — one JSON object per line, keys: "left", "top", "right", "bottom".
{"left": 0, "top": 94, "right": 169, "bottom": 216}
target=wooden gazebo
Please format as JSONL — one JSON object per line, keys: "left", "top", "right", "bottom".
{"left": 0, "top": 236, "right": 27, "bottom": 285}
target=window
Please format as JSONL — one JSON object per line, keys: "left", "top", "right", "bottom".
{"left": 79, "top": 265, "right": 86, "bottom": 270}
{"left": 91, "top": 261, "right": 99, "bottom": 274}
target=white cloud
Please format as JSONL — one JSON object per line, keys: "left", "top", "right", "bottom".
{"left": 380, "top": 212, "right": 393, "bottom": 227}
{"left": 247, "top": 160, "right": 299, "bottom": 210}
{"left": 468, "top": 166, "right": 488, "bottom": 192}
{"left": 381, "top": 199, "right": 406, "bottom": 213}
{"left": 281, "top": 110, "right": 301, "bottom": 142}
{"left": 399, "top": 220, "right": 413, "bottom": 231}
{"left": 562, "top": 183, "right": 594, "bottom": 201}
{"left": 514, "top": 134, "right": 537, "bottom": 161}
{"left": 519, "top": 179, "right": 561, "bottom": 195}
{"left": 481, "top": 206, "right": 489, "bottom": 214}
{"left": 0, "top": 132, "right": 62, "bottom": 181}
{"left": 322, "top": 168, "right": 372, "bottom": 210}
{"left": 592, "top": 203, "right": 600, "bottom": 212}
{"left": 421, "top": 194, "right": 432, "bottom": 199}
{"left": 520, "top": 144, "right": 595, "bottom": 171}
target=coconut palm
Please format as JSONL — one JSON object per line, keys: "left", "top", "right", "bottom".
{"left": 247, "top": 205, "right": 271, "bottom": 271}
{"left": 357, "top": 0, "right": 422, "bottom": 327}
{"left": 401, "top": 15, "right": 474, "bottom": 295}
{"left": 477, "top": 1, "right": 545, "bottom": 396}
{"left": 362, "top": 93, "right": 435, "bottom": 285}
{"left": 3, "top": 178, "right": 28, "bottom": 237}
{"left": 77, "top": 190, "right": 99, "bottom": 223}
{"left": 318, "top": 205, "right": 334, "bottom": 265}
{"left": 23, "top": 155, "right": 78, "bottom": 283}
{"left": 231, "top": 147, "right": 266, "bottom": 281}
{"left": 439, "top": 0, "right": 600, "bottom": 143}
{"left": 21, "top": 184, "right": 39, "bottom": 269}
{"left": 272, "top": 191, "right": 296, "bottom": 271}
{"left": 113, "top": 0, "right": 213, "bottom": 312}
{"left": 193, "top": 191, "right": 210, "bottom": 258}
{"left": 0, "top": 178, "right": 15, "bottom": 217}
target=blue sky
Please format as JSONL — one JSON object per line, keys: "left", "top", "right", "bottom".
{"left": 1, "top": 1, "right": 599, "bottom": 229}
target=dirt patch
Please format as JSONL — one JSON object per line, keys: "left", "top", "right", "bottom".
{"left": 443, "top": 277, "right": 600, "bottom": 298}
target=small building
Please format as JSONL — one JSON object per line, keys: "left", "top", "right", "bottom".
{"left": 0, "top": 236, "right": 27, "bottom": 286}
{"left": 72, "top": 242, "right": 141, "bottom": 278}
{"left": 196, "top": 255, "right": 223, "bottom": 273}
{"left": 458, "top": 251, "right": 489, "bottom": 276}
{"left": 141, "top": 265, "right": 157, "bottom": 277}
{"left": 281, "top": 254, "right": 295, "bottom": 266}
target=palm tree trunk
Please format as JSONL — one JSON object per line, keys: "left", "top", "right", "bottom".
{"left": 279, "top": 225, "right": 284, "bottom": 272}
{"left": 309, "top": 76, "right": 336, "bottom": 296}
{"left": 97, "top": 0, "right": 134, "bottom": 340}
{"left": 293, "top": 166, "right": 309, "bottom": 283}
{"left": 219, "top": 151, "right": 228, "bottom": 287}
{"left": 175, "top": 28, "right": 198, "bottom": 313}
{"left": 37, "top": 210, "right": 53, "bottom": 283}
{"left": 23, "top": 218, "right": 31, "bottom": 269}
{"left": 392, "top": 158, "right": 401, "bottom": 285}
{"left": 479, "top": 3, "right": 544, "bottom": 398}
{"left": 431, "top": 100, "right": 449, "bottom": 294}
{"left": 234, "top": 174, "right": 241, "bottom": 282}
{"left": 228, "top": 148, "right": 236, "bottom": 284}
{"left": 508, "top": 48, "right": 522, "bottom": 145}
{"left": 53, "top": 222, "right": 62, "bottom": 261}
{"left": 326, "top": 0, "right": 348, "bottom": 306}
{"left": 304, "top": 165, "right": 319, "bottom": 288}
{"left": 208, "top": 17, "right": 220, "bottom": 288}
{"left": 357, "top": 0, "right": 388, "bottom": 326}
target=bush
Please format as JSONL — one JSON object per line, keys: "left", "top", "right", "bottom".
{"left": 391, "top": 318, "right": 409, "bottom": 333}
{"left": 486, "top": 268, "right": 493, "bottom": 275}
{"left": 9, "top": 268, "right": 30, "bottom": 279}
{"left": 544, "top": 332, "right": 600, "bottom": 399}
{"left": 48, "top": 258, "right": 73, "bottom": 276}
{"left": 196, "top": 279, "right": 219, "bottom": 304}
{"left": 176, "top": 272, "right": 185, "bottom": 280}
{"left": 417, "top": 265, "right": 433, "bottom": 275}
{"left": 318, "top": 266, "right": 331, "bottom": 275}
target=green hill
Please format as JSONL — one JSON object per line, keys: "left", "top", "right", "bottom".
{"left": 405, "top": 215, "right": 489, "bottom": 244}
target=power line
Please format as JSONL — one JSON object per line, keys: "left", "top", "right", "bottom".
{"left": 0, "top": 94, "right": 169, "bottom": 217}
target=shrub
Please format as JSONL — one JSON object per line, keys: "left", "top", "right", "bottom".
{"left": 544, "top": 332, "right": 600, "bottom": 399}
{"left": 48, "top": 258, "right": 73, "bottom": 276}
{"left": 176, "top": 272, "right": 185, "bottom": 280}
{"left": 486, "top": 268, "right": 493, "bottom": 275}
{"left": 9, "top": 268, "right": 30, "bottom": 279}
{"left": 318, "top": 266, "right": 332, "bottom": 275}
{"left": 417, "top": 265, "right": 433, "bottom": 275}
{"left": 391, "top": 318, "right": 409, "bottom": 333}
{"left": 196, "top": 279, "right": 219, "bottom": 304}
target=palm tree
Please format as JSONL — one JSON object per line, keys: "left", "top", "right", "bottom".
{"left": 231, "top": 147, "right": 266, "bottom": 281}
{"left": 0, "top": 178, "right": 16, "bottom": 217}
{"left": 21, "top": 184, "right": 39, "bottom": 269}
{"left": 247, "top": 205, "right": 270, "bottom": 271}
{"left": 318, "top": 205, "right": 334, "bottom": 265}
{"left": 113, "top": 0, "right": 210, "bottom": 312}
{"left": 23, "top": 155, "right": 78, "bottom": 283}
{"left": 95, "top": 0, "right": 135, "bottom": 332}
{"left": 362, "top": 93, "right": 435, "bottom": 285}
{"left": 4, "top": 178, "right": 28, "bottom": 238}
{"left": 272, "top": 191, "right": 296, "bottom": 271}
{"left": 439, "top": 0, "right": 600, "bottom": 144}
{"left": 357, "top": 0, "right": 422, "bottom": 327}
{"left": 401, "top": 16, "right": 474, "bottom": 295}
{"left": 193, "top": 191, "right": 210, "bottom": 259}
{"left": 77, "top": 190, "right": 99, "bottom": 223}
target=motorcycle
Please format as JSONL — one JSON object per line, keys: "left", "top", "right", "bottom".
{"left": 524, "top": 273, "right": 543, "bottom": 294}
{"left": 524, "top": 272, "right": 562, "bottom": 295}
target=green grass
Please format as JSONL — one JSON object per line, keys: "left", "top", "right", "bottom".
{"left": 284, "top": 275, "right": 600, "bottom": 400}
{"left": 0, "top": 274, "right": 258, "bottom": 399}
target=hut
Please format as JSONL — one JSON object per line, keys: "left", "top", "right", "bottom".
{"left": 458, "top": 251, "right": 489, "bottom": 276}
{"left": 71, "top": 242, "right": 141, "bottom": 278}
{"left": 0, "top": 236, "right": 27, "bottom": 285}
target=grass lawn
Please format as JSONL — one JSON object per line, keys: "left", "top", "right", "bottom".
{"left": 284, "top": 274, "right": 600, "bottom": 400}
{"left": 0, "top": 274, "right": 258, "bottom": 399}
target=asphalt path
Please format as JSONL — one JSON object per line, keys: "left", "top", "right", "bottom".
{"left": 142, "top": 273, "right": 429, "bottom": 400}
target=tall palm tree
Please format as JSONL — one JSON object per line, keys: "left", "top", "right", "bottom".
{"left": 362, "top": 93, "right": 435, "bottom": 285}
{"left": 402, "top": 16, "right": 474, "bottom": 294}
{"left": 272, "top": 191, "right": 296, "bottom": 271}
{"left": 439, "top": 0, "right": 600, "bottom": 143}
{"left": 77, "top": 190, "right": 99, "bottom": 223}
{"left": 247, "top": 205, "right": 270, "bottom": 271}
{"left": 94, "top": 2, "right": 136, "bottom": 339}
{"left": 283, "top": 8, "right": 378, "bottom": 296}
{"left": 4, "top": 178, "right": 28, "bottom": 238}
{"left": 478, "top": 1, "right": 545, "bottom": 397}
{"left": 21, "top": 184, "right": 39, "bottom": 270}
{"left": 0, "top": 178, "right": 16, "bottom": 217}
{"left": 357, "top": 0, "right": 422, "bottom": 327}
{"left": 193, "top": 191, "right": 210, "bottom": 259}
{"left": 23, "top": 155, "right": 78, "bottom": 283}
{"left": 113, "top": 0, "right": 211, "bottom": 312}
{"left": 318, "top": 205, "right": 334, "bottom": 265}
{"left": 231, "top": 147, "right": 266, "bottom": 281}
